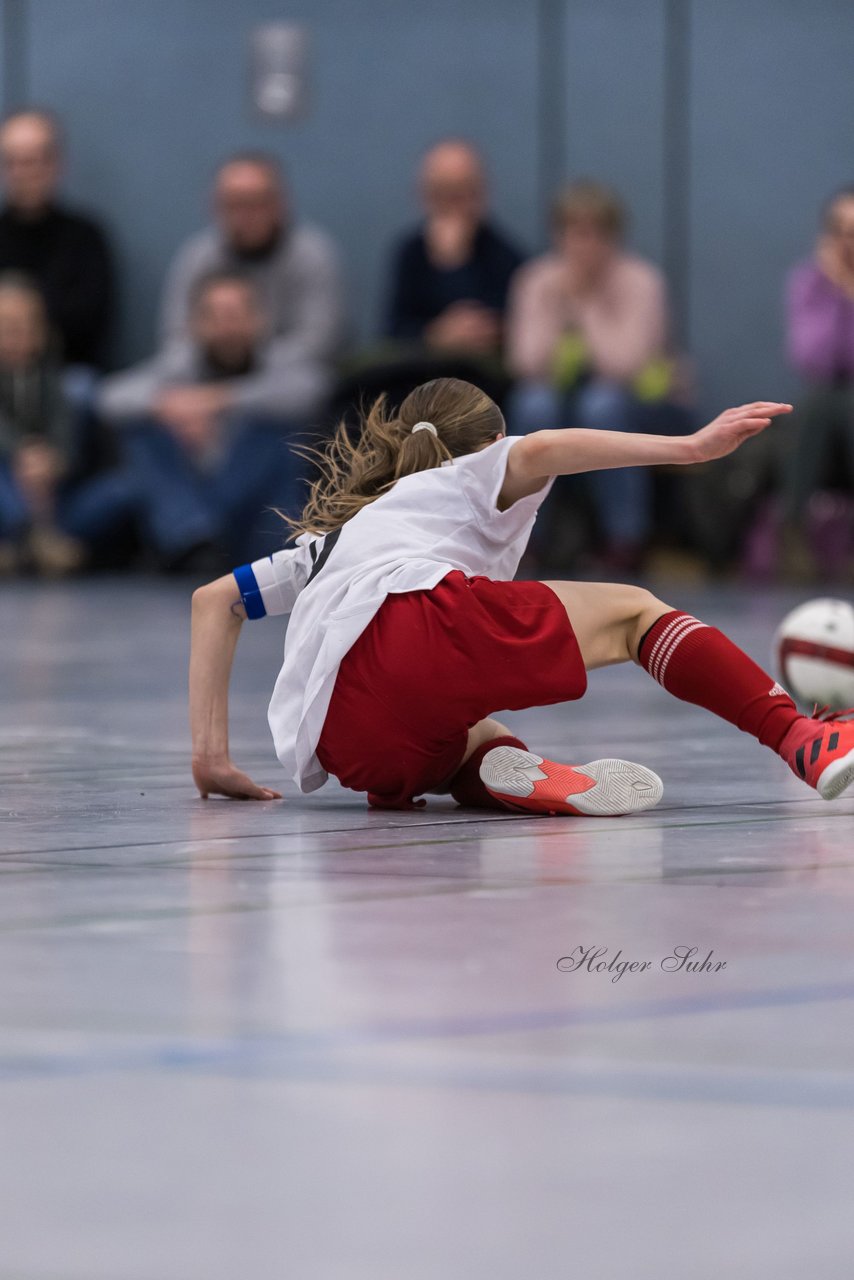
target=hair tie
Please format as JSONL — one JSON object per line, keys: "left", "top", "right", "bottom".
{"left": 411, "top": 421, "right": 438, "bottom": 437}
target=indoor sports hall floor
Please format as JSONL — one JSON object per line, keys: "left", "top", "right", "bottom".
{"left": 2, "top": 578, "right": 853, "bottom": 1280}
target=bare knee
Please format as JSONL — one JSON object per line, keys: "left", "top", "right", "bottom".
{"left": 539, "top": 579, "right": 671, "bottom": 670}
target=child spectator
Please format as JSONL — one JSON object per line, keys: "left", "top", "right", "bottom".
{"left": 0, "top": 273, "right": 113, "bottom": 574}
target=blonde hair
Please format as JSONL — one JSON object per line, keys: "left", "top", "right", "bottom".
{"left": 552, "top": 179, "right": 626, "bottom": 239}
{"left": 285, "top": 377, "right": 504, "bottom": 538}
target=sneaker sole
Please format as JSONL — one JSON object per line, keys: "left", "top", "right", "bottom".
{"left": 480, "top": 747, "right": 663, "bottom": 817}
{"left": 816, "top": 747, "right": 854, "bottom": 801}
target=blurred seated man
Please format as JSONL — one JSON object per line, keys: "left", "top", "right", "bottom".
{"left": 0, "top": 273, "right": 127, "bottom": 575}
{"left": 99, "top": 270, "right": 323, "bottom": 568}
{"left": 0, "top": 109, "right": 114, "bottom": 395}
{"left": 780, "top": 186, "right": 854, "bottom": 573}
{"left": 383, "top": 139, "right": 524, "bottom": 372}
{"left": 506, "top": 180, "right": 690, "bottom": 571}
{"left": 159, "top": 151, "right": 344, "bottom": 381}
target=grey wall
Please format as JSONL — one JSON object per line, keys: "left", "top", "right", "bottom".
{"left": 1, "top": 0, "right": 853, "bottom": 413}
{"left": 2, "top": 0, "right": 542, "bottom": 360}
{"left": 689, "top": 0, "right": 854, "bottom": 407}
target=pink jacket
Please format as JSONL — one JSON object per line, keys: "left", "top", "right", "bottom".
{"left": 507, "top": 250, "right": 673, "bottom": 384}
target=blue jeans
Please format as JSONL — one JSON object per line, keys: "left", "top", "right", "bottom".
{"left": 0, "top": 409, "right": 137, "bottom": 548}
{"left": 0, "top": 463, "right": 28, "bottom": 538}
{"left": 0, "top": 391, "right": 137, "bottom": 547}
{"left": 0, "top": 459, "right": 136, "bottom": 544}
{"left": 507, "top": 379, "right": 691, "bottom": 546}
{"left": 120, "top": 414, "right": 308, "bottom": 564}
{"left": 62, "top": 365, "right": 101, "bottom": 416}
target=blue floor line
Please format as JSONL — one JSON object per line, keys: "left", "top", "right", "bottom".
{"left": 1, "top": 978, "right": 852, "bottom": 1088}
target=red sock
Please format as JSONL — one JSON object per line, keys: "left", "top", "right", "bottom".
{"left": 450, "top": 735, "right": 529, "bottom": 809}
{"left": 637, "top": 611, "right": 802, "bottom": 751}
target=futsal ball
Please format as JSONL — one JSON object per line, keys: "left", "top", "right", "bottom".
{"left": 774, "top": 598, "right": 854, "bottom": 710}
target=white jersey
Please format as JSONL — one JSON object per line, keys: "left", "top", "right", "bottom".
{"left": 233, "top": 434, "right": 553, "bottom": 793}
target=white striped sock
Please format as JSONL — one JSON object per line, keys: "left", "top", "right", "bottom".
{"left": 650, "top": 615, "right": 699, "bottom": 683}
{"left": 656, "top": 621, "right": 710, "bottom": 685}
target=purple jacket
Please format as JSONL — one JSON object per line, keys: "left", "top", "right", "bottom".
{"left": 786, "top": 260, "right": 854, "bottom": 381}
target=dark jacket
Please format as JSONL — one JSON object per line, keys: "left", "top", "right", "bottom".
{"left": 384, "top": 221, "right": 524, "bottom": 341}
{"left": 0, "top": 204, "right": 114, "bottom": 367}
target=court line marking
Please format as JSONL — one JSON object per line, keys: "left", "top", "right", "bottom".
{"left": 1, "top": 846, "right": 854, "bottom": 909}
{"left": 3, "top": 830, "right": 854, "bottom": 909}
{"left": 3, "top": 851, "right": 854, "bottom": 887}
{"left": 2, "top": 796, "right": 850, "bottom": 864}
{"left": 7, "top": 978, "right": 854, "bottom": 1039}
{"left": 126, "top": 1053, "right": 854, "bottom": 1112}
{"left": 5, "top": 839, "right": 854, "bottom": 930}
{"left": 2, "top": 980, "right": 854, "bottom": 1102}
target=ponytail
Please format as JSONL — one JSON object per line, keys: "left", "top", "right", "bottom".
{"left": 283, "top": 377, "right": 504, "bottom": 538}
{"left": 393, "top": 418, "right": 453, "bottom": 479}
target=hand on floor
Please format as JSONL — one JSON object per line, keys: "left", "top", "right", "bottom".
{"left": 192, "top": 757, "right": 283, "bottom": 801}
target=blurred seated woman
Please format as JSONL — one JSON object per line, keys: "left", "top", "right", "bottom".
{"left": 506, "top": 181, "right": 692, "bottom": 572}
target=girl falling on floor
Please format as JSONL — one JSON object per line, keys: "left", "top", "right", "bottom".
{"left": 189, "top": 378, "right": 854, "bottom": 815}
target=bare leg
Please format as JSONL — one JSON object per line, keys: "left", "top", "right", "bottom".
{"left": 548, "top": 585, "right": 854, "bottom": 802}
{"left": 538, "top": 580, "right": 673, "bottom": 669}
{"left": 463, "top": 583, "right": 671, "bottom": 813}
{"left": 430, "top": 583, "right": 672, "bottom": 798}
{"left": 435, "top": 579, "right": 854, "bottom": 812}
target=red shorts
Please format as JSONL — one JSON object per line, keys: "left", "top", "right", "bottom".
{"left": 316, "top": 571, "right": 587, "bottom": 808}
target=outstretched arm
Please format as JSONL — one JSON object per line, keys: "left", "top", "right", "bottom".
{"left": 189, "top": 574, "right": 282, "bottom": 801}
{"left": 501, "top": 402, "right": 792, "bottom": 505}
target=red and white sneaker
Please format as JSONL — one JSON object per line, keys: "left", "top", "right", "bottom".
{"left": 780, "top": 706, "right": 854, "bottom": 800}
{"left": 479, "top": 745, "right": 663, "bottom": 817}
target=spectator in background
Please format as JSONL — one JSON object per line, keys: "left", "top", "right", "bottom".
{"left": 159, "top": 151, "right": 343, "bottom": 402}
{"left": 384, "top": 139, "right": 523, "bottom": 358}
{"left": 0, "top": 273, "right": 125, "bottom": 575}
{"left": 507, "top": 180, "right": 690, "bottom": 572}
{"left": 99, "top": 270, "right": 316, "bottom": 568}
{"left": 781, "top": 187, "right": 854, "bottom": 575}
{"left": 0, "top": 109, "right": 114, "bottom": 385}
{"left": 336, "top": 139, "right": 524, "bottom": 419}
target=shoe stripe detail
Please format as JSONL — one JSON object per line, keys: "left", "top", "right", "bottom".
{"left": 655, "top": 622, "right": 710, "bottom": 685}
{"left": 829, "top": 731, "right": 840, "bottom": 752}
{"left": 810, "top": 737, "right": 822, "bottom": 766}
{"left": 795, "top": 745, "right": 806, "bottom": 779}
